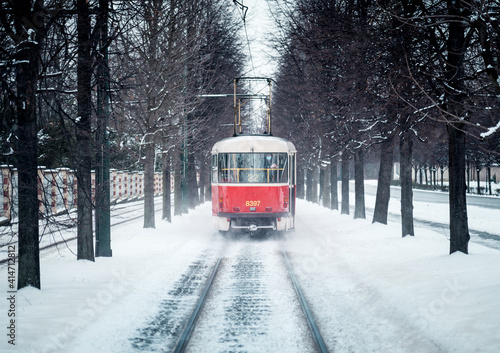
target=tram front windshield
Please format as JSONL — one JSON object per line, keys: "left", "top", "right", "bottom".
{"left": 217, "top": 153, "right": 288, "bottom": 183}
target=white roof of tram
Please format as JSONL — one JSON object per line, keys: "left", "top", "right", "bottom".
{"left": 211, "top": 135, "right": 296, "bottom": 154}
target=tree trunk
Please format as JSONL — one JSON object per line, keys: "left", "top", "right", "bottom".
{"left": 174, "top": 149, "right": 183, "bottom": 215}
{"left": 198, "top": 159, "right": 207, "bottom": 202}
{"left": 297, "top": 166, "right": 305, "bottom": 199}
{"left": 306, "top": 168, "right": 313, "bottom": 201}
{"left": 466, "top": 160, "right": 470, "bottom": 192}
{"left": 400, "top": 129, "right": 414, "bottom": 237}
{"left": 330, "top": 159, "right": 338, "bottom": 210}
{"left": 354, "top": 149, "right": 365, "bottom": 219}
{"left": 441, "top": 166, "right": 445, "bottom": 190}
{"left": 77, "top": 0, "right": 94, "bottom": 261}
{"left": 15, "top": 0, "right": 42, "bottom": 289}
{"left": 372, "top": 136, "right": 394, "bottom": 224}
{"left": 319, "top": 168, "right": 324, "bottom": 204}
{"left": 187, "top": 151, "right": 199, "bottom": 208}
{"left": 162, "top": 151, "right": 171, "bottom": 222}
{"left": 341, "top": 154, "right": 350, "bottom": 215}
{"left": 180, "top": 143, "right": 189, "bottom": 213}
{"left": 95, "top": 0, "right": 111, "bottom": 257}
{"left": 448, "top": 125, "right": 470, "bottom": 253}
{"left": 311, "top": 164, "right": 319, "bottom": 204}
{"left": 205, "top": 157, "right": 212, "bottom": 201}
{"left": 322, "top": 165, "right": 330, "bottom": 208}
{"left": 446, "top": 0, "right": 469, "bottom": 254}
{"left": 476, "top": 167, "right": 481, "bottom": 195}
{"left": 143, "top": 133, "right": 155, "bottom": 228}
{"left": 488, "top": 166, "right": 492, "bottom": 195}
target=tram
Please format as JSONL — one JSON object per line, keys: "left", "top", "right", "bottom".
{"left": 211, "top": 134, "right": 296, "bottom": 233}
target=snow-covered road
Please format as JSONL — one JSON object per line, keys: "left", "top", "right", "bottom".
{"left": 2, "top": 196, "right": 500, "bottom": 353}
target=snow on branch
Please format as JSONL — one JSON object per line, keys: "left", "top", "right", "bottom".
{"left": 359, "top": 120, "right": 380, "bottom": 132}
{"left": 37, "top": 88, "right": 77, "bottom": 94}
{"left": 481, "top": 120, "right": 500, "bottom": 138}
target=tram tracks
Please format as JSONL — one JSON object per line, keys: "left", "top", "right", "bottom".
{"left": 168, "top": 242, "right": 329, "bottom": 353}
{"left": 283, "top": 250, "right": 329, "bottom": 353}
{"left": 0, "top": 197, "right": 163, "bottom": 265}
{"left": 173, "top": 257, "right": 223, "bottom": 353}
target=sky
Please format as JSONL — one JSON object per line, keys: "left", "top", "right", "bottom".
{"left": 1, "top": 184, "right": 499, "bottom": 353}
{"left": 234, "top": 0, "right": 277, "bottom": 78}
{"left": 231, "top": 0, "right": 279, "bottom": 133}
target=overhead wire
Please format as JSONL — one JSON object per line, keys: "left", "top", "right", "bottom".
{"left": 233, "top": 0, "right": 256, "bottom": 76}
{"left": 233, "top": 0, "right": 273, "bottom": 133}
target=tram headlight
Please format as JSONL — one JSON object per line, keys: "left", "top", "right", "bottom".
{"left": 284, "top": 197, "right": 288, "bottom": 208}
{"left": 219, "top": 197, "right": 223, "bottom": 209}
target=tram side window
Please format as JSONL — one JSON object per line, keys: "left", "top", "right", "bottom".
{"left": 218, "top": 153, "right": 230, "bottom": 183}
{"left": 279, "top": 153, "right": 288, "bottom": 183}
{"left": 212, "top": 154, "right": 218, "bottom": 183}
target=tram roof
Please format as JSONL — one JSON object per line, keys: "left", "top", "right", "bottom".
{"left": 211, "top": 134, "right": 296, "bottom": 153}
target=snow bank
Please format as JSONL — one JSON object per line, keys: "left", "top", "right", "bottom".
{"left": 286, "top": 200, "right": 500, "bottom": 352}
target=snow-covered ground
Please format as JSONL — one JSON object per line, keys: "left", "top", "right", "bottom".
{"left": 1, "top": 186, "right": 499, "bottom": 353}
{"left": 364, "top": 180, "right": 500, "bottom": 248}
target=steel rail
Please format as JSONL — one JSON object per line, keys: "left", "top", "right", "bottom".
{"left": 172, "top": 257, "right": 223, "bottom": 353}
{"left": 282, "top": 250, "right": 330, "bottom": 353}
{"left": 0, "top": 198, "right": 163, "bottom": 265}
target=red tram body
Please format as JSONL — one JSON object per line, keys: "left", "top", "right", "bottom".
{"left": 211, "top": 135, "right": 297, "bottom": 233}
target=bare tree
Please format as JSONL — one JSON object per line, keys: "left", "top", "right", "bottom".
{"left": 117, "top": 0, "right": 190, "bottom": 228}
{"left": 12, "top": 0, "right": 45, "bottom": 287}
{"left": 115, "top": 0, "right": 245, "bottom": 226}
{"left": 0, "top": 0, "right": 67, "bottom": 288}
{"left": 444, "top": 0, "right": 469, "bottom": 253}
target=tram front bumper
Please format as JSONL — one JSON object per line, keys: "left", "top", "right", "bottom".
{"left": 231, "top": 223, "right": 276, "bottom": 231}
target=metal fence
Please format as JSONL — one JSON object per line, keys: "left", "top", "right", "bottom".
{"left": 0, "top": 165, "right": 164, "bottom": 224}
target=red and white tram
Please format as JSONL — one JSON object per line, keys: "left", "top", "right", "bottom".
{"left": 211, "top": 134, "right": 297, "bottom": 233}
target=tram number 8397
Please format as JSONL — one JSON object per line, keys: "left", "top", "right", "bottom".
{"left": 245, "top": 200, "right": 261, "bottom": 207}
